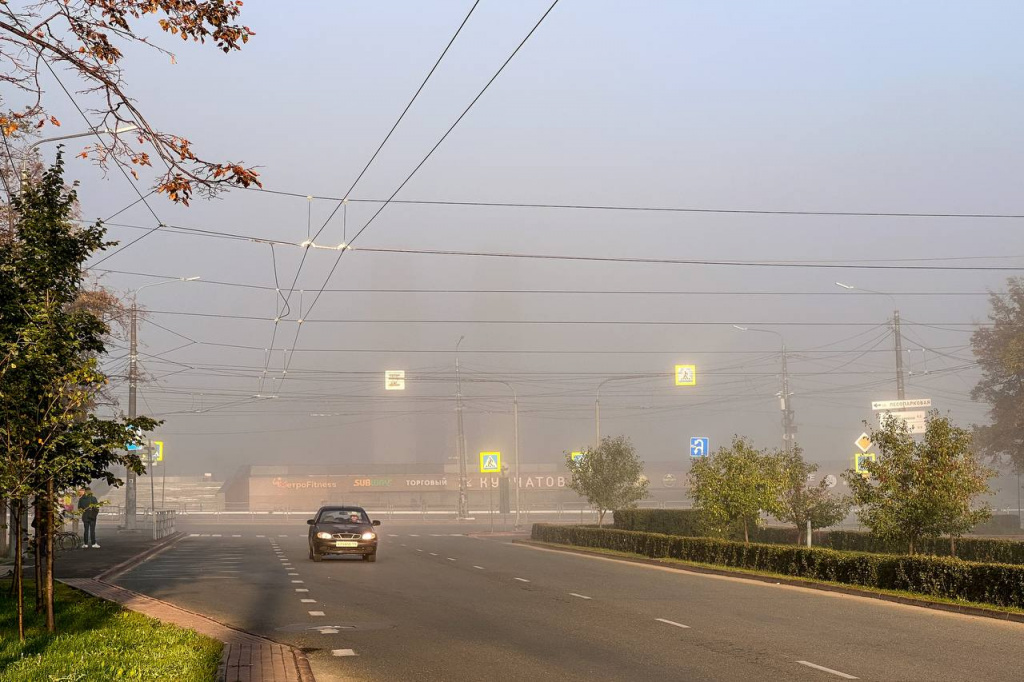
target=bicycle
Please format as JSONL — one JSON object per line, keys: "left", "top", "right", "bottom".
{"left": 56, "top": 531, "right": 83, "bottom": 552}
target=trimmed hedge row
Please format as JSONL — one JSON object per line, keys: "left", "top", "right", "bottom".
{"left": 532, "top": 523, "right": 1024, "bottom": 608}
{"left": 614, "top": 509, "right": 1024, "bottom": 565}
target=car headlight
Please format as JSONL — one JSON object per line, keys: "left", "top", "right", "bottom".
{"left": 361, "top": 532, "right": 376, "bottom": 540}
{"left": 316, "top": 532, "right": 332, "bottom": 540}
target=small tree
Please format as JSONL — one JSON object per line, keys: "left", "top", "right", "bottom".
{"left": 565, "top": 436, "right": 648, "bottom": 527}
{"left": 844, "top": 413, "right": 992, "bottom": 555}
{"left": 972, "top": 279, "right": 1024, "bottom": 474}
{"left": 0, "top": 154, "right": 156, "bottom": 638}
{"left": 689, "top": 436, "right": 784, "bottom": 543}
{"left": 775, "top": 447, "right": 850, "bottom": 544}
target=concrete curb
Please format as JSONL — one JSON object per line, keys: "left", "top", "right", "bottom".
{"left": 515, "top": 539, "right": 1024, "bottom": 625}
{"left": 95, "top": 531, "right": 185, "bottom": 582}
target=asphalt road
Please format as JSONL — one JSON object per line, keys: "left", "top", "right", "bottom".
{"left": 112, "top": 520, "right": 1024, "bottom": 682}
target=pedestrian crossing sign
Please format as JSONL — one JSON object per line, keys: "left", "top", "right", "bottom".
{"left": 480, "top": 452, "right": 501, "bottom": 473}
{"left": 675, "top": 364, "right": 696, "bottom": 386}
{"left": 571, "top": 451, "right": 585, "bottom": 463}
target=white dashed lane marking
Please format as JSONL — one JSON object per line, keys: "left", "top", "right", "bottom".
{"left": 320, "top": 628, "right": 339, "bottom": 634}
{"left": 473, "top": 566, "right": 484, "bottom": 570}
{"left": 429, "top": 553, "right": 438, "bottom": 556}
{"left": 796, "top": 662, "right": 858, "bottom": 679}
{"left": 309, "top": 611, "right": 325, "bottom": 617}
{"left": 232, "top": 534, "right": 241, "bottom": 538}
{"left": 332, "top": 649, "right": 357, "bottom": 657}
{"left": 569, "top": 593, "right": 592, "bottom": 600}
{"left": 655, "top": 618, "right": 690, "bottom": 629}
{"left": 295, "top": 588, "right": 309, "bottom": 593}
{"left": 514, "top": 578, "right": 530, "bottom": 583}
{"left": 301, "top": 599, "right": 316, "bottom": 603}
{"left": 292, "top": 580, "right": 304, "bottom": 584}
{"left": 447, "top": 558, "right": 456, "bottom": 562}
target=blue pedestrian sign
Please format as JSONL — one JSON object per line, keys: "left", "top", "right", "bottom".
{"left": 479, "top": 451, "right": 501, "bottom": 473}
{"left": 689, "top": 437, "right": 709, "bottom": 458}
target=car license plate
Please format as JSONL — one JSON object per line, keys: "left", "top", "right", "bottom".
{"left": 336, "top": 541, "right": 358, "bottom": 548}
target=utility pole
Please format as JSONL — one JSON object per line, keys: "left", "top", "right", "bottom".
{"left": 836, "top": 283, "right": 906, "bottom": 400}
{"left": 125, "top": 276, "right": 198, "bottom": 530}
{"left": 125, "top": 302, "right": 138, "bottom": 530}
{"left": 893, "top": 309, "right": 906, "bottom": 400}
{"left": 781, "top": 344, "right": 796, "bottom": 452}
{"left": 734, "top": 326, "right": 794, "bottom": 451}
{"left": 455, "top": 336, "right": 468, "bottom": 520}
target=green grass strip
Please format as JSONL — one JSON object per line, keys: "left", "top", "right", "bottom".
{"left": 0, "top": 580, "right": 222, "bottom": 681}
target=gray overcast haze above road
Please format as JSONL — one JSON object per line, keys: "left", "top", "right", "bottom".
{"left": 29, "top": 0, "right": 1023, "bottom": 483}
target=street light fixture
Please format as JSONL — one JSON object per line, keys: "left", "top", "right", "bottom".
{"left": 835, "top": 281, "right": 905, "bottom": 399}
{"left": 20, "top": 124, "right": 140, "bottom": 189}
{"left": 124, "top": 275, "right": 199, "bottom": 530}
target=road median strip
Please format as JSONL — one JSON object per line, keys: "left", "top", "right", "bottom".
{"left": 517, "top": 538, "right": 1024, "bottom": 625}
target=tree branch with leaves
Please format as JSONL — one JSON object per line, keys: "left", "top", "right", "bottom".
{"left": 0, "top": 0, "right": 259, "bottom": 204}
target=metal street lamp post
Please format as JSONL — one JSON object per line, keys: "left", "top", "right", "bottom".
{"left": 836, "top": 282, "right": 905, "bottom": 400}
{"left": 733, "top": 325, "right": 795, "bottom": 452}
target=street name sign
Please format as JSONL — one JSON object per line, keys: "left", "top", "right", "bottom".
{"left": 877, "top": 410, "right": 927, "bottom": 434}
{"left": 385, "top": 370, "right": 406, "bottom": 391}
{"left": 480, "top": 452, "right": 501, "bottom": 473}
{"left": 871, "top": 399, "right": 931, "bottom": 411}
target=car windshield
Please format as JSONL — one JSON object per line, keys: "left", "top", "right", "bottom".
{"left": 318, "top": 510, "right": 368, "bottom": 524}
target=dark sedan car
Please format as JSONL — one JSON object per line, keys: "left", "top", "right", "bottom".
{"left": 307, "top": 506, "right": 381, "bottom": 562}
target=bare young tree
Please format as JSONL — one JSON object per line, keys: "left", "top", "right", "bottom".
{"left": 0, "top": 0, "right": 260, "bottom": 204}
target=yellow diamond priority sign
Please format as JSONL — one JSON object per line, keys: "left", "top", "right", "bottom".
{"left": 855, "top": 433, "right": 872, "bottom": 453}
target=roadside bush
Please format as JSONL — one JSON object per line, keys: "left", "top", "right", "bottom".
{"left": 531, "top": 524, "right": 1024, "bottom": 608}
{"left": 612, "top": 509, "right": 1024, "bottom": 565}
{"left": 612, "top": 509, "right": 701, "bottom": 536}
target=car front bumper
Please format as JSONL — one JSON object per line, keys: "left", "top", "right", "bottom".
{"left": 312, "top": 538, "right": 377, "bottom": 555}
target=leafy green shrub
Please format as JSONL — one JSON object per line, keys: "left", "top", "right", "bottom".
{"left": 612, "top": 510, "right": 1024, "bottom": 565}
{"left": 531, "top": 524, "right": 1024, "bottom": 608}
{"left": 612, "top": 509, "right": 702, "bottom": 536}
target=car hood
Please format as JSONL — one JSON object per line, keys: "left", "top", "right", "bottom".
{"left": 315, "top": 523, "right": 372, "bottom": 533}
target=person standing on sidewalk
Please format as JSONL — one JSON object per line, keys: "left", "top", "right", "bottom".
{"left": 78, "top": 487, "right": 100, "bottom": 549}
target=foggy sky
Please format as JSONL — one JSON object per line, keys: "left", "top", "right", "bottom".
{"left": 29, "top": 1, "right": 1024, "bottom": 486}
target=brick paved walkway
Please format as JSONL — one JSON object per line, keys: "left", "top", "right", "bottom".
{"left": 62, "top": 578, "right": 314, "bottom": 682}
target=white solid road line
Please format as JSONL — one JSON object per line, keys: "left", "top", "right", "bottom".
{"left": 796, "top": 661, "right": 858, "bottom": 679}
{"left": 569, "top": 593, "right": 592, "bottom": 600}
{"left": 655, "top": 618, "right": 691, "bottom": 629}
{"left": 473, "top": 566, "right": 485, "bottom": 570}
{"left": 309, "top": 611, "right": 325, "bottom": 617}
{"left": 332, "top": 649, "right": 358, "bottom": 657}
{"left": 514, "top": 577, "right": 530, "bottom": 583}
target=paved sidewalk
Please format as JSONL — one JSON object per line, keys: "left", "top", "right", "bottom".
{"left": 62, "top": 578, "right": 313, "bottom": 682}
{"left": 55, "top": 529, "right": 173, "bottom": 579}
